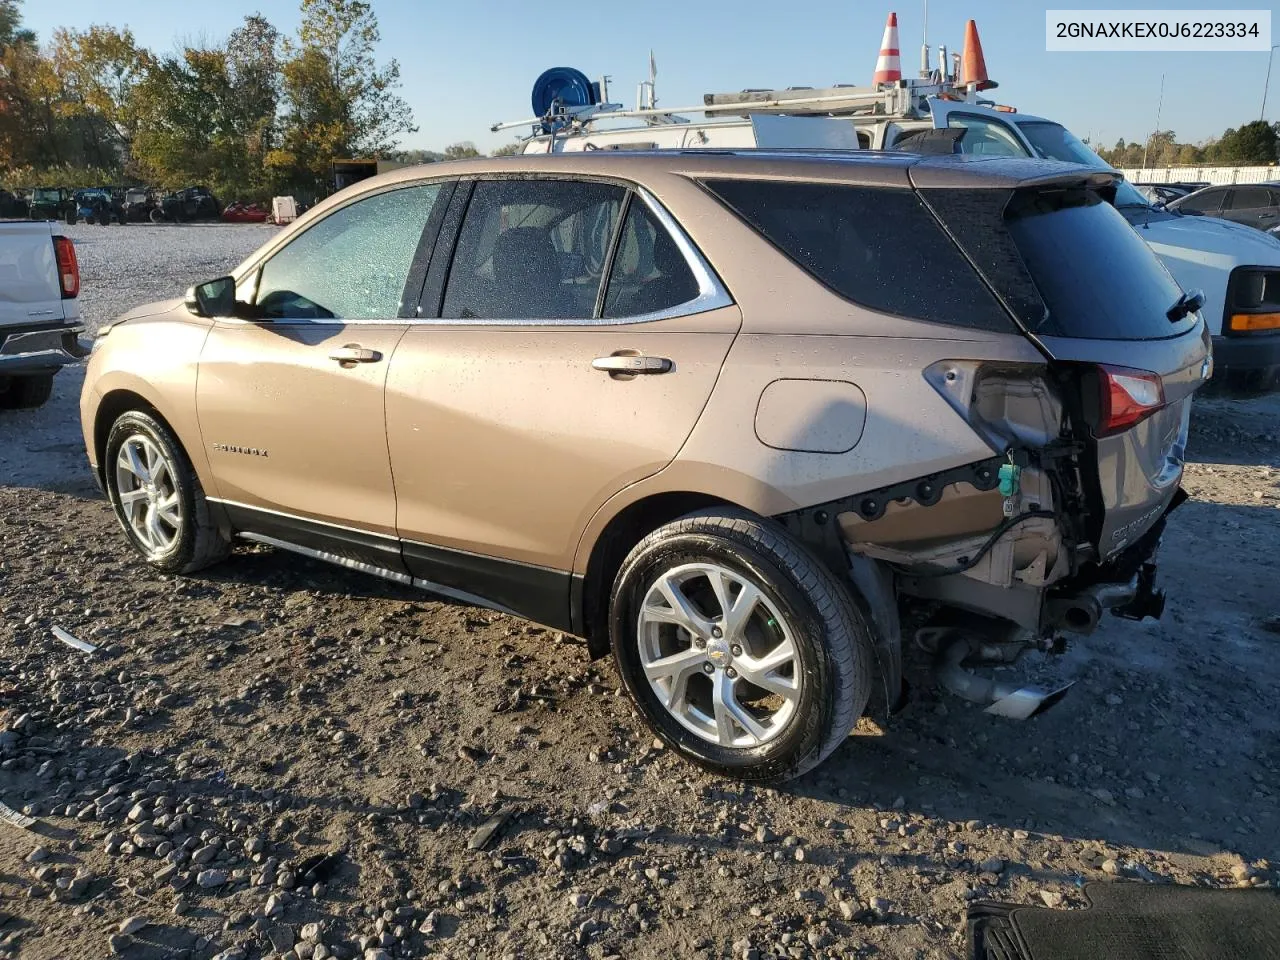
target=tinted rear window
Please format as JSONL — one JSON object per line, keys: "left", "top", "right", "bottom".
{"left": 925, "top": 186, "right": 1194, "bottom": 341}
{"left": 1005, "top": 189, "right": 1193, "bottom": 340}
{"left": 701, "top": 179, "right": 1016, "bottom": 332}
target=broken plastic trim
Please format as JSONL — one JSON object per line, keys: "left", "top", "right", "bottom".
{"left": 935, "top": 632, "right": 1073, "bottom": 720}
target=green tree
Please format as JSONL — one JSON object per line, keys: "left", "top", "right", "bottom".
{"left": 443, "top": 141, "right": 480, "bottom": 160}
{"left": 1205, "top": 121, "right": 1278, "bottom": 165}
{"left": 1175, "top": 143, "right": 1204, "bottom": 165}
{"left": 226, "top": 14, "right": 280, "bottom": 177}
{"left": 271, "top": 0, "right": 415, "bottom": 188}
{"left": 491, "top": 141, "right": 522, "bottom": 157}
{"left": 389, "top": 148, "right": 443, "bottom": 164}
{"left": 131, "top": 47, "right": 242, "bottom": 192}
{"left": 0, "top": 0, "right": 35, "bottom": 49}
{"left": 49, "top": 25, "right": 152, "bottom": 165}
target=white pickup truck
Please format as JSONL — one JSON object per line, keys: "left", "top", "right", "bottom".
{"left": 0, "top": 221, "right": 86, "bottom": 410}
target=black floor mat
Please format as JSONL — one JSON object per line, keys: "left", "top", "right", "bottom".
{"left": 968, "top": 881, "right": 1280, "bottom": 960}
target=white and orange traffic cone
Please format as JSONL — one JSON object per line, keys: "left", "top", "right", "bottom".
{"left": 960, "top": 19, "right": 995, "bottom": 91}
{"left": 873, "top": 12, "right": 902, "bottom": 87}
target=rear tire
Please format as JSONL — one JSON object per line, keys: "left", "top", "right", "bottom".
{"left": 0, "top": 374, "right": 55, "bottom": 410}
{"left": 609, "top": 509, "right": 873, "bottom": 782}
{"left": 104, "top": 410, "right": 231, "bottom": 574}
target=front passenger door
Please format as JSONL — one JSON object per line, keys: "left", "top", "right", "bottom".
{"left": 197, "top": 182, "right": 450, "bottom": 571}
{"left": 1174, "top": 187, "right": 1227, "bottom": 218}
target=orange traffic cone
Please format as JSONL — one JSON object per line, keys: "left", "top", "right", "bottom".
{"left": 873, "top": 12, "right": 902, "bottom": 86}
{"left": 960, "top": 19, "right": 995, "bottom": 91}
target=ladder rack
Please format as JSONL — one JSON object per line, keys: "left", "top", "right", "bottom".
{"left": 491, "top": 79, "right": 965, "bottom": 134}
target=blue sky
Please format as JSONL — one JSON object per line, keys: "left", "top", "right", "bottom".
{"left": 22, "top": 0, "right": 1280, "bottom": 154}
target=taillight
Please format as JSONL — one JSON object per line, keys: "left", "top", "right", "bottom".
{"left": 1098, "top": 365, "right": 1164, "bottom": 436}
{"left": 53, "top": 235, "right": 79, "bottom": 299}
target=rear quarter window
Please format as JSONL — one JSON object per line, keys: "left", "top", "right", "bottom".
{"left": 700, "top": 179, "right": 1016, "bottom": 333}
{"left": 925, "top": 186, "right": 1194, "bottom": 341}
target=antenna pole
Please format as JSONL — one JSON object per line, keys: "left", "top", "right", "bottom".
{"left": 1141, "top": 73, "right": 1165, "bottom": 170}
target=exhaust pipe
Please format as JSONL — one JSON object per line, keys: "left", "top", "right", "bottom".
{"left": 934, "top": 633, "right": 1073, "bottom": 720}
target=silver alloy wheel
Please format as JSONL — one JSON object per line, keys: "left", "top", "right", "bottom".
{"left": 114, "top": 434, "right": 183, "bottom": 556}
{"left": 637, "top": 562, "right": 801, "bottom": 748}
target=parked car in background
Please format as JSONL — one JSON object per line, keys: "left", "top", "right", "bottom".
{"left": 158, "top": 185, "right": 221, "bottom": 222}
{"left": 74, "top": 188, "right": 127, "bottom": 225}
{"left": 0, "top": 220, "right": 85, "bottom": 409}
{"left": 0, "top": 189, "right": 28, "bottom": 218}
{"left": 1167, "top": 183, "right": 1280, "bottom": 232}
{"left": 1133, "top": 182, "right": 1208, "bottom": 206}
{"left": 120, "top": 187, "right": 149, "bottom": 222}
{"left": 221, "top": 201, "right": 269, "bottom": 223}
{"left": 83, "top": 151, "right": 1207, "bottom": 780}
{"left": 27, "top": 187, "right": 77, "bottom": 224}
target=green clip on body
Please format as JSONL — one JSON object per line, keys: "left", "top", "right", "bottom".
{"left": 998, "top": 462, "right": 1021, "bottom": 498}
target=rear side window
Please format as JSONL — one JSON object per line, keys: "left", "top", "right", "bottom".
{"left": 927, "top": 186, "right": 1194, "bottom": 341}
{"left": 701, "top": 179, "right": 1015, "bottom": 332}
{"left": 443, "top": 179, "right": 625, "bottom": 320}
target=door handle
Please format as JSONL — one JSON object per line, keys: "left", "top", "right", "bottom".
{"left": 329, "top": 345, "right": 382, "bottom": 364}
{"left": 592, "top": 355, "right": 672, "bottom": 375}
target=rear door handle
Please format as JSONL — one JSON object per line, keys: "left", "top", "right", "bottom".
{"left": 329, "top": 345, "right": 382, "bottom": 364}
{"left": 592, "top": 355, "right": 672, "bottom": 374}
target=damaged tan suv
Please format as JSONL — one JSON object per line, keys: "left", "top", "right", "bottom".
{"left": 81, "top": 151, "right": 1209, "bottom": 781}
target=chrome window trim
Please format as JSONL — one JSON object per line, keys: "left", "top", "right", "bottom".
{"left": 413, "top": 184, "right": 733, "bottom": 328}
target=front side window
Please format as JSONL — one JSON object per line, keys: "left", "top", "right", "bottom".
{"left": 255, "top": 183, "right": 445, "bottom": 320}
{"left": 442, "top": 179, "right": 625, "bottom": 320}
{"left": 946, "top": 114, "right": 1026, "bottom": 157}
{"left": 603, "top": 200, "right": 699, "bottom": 318}
{"left": 1177, "top": 188, "right": 1225, "bottom": 215}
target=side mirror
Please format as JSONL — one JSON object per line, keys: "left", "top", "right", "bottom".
{"left": 185, "top": 276, "right": 237, "bottom": 318}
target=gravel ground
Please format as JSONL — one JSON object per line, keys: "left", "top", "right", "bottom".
{"left": 1, "top": 224, "right": 1279, "bottom": 960}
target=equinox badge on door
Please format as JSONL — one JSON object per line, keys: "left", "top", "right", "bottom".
{"left": 212, "top": 442, "right": 269, "bottom": 458}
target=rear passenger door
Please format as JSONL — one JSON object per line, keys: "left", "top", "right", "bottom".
{"left": 384, "top": 177, "right": 740, "bottom": 628}
{"left": 1221, "top": 186, "right": 1278, "bottom": 230}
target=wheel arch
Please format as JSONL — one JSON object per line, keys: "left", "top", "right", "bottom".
{"left": 92, "top": 389, "right": 215, "bottom": 509}
{"left": 573, "top": 484, "right": 904, "bottom": 714}
{"left": 576, "top": 490, "right": 740, "bottom": 657}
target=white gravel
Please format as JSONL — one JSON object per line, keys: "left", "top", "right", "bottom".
{"left": 62, "top": 221, "right": 279, "bottom": 336}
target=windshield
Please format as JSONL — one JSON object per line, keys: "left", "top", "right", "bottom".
{"left": 33, "top": 189, "right": 61, "bottom": 202}
{"left": 1016, "top": 120, "right": 1152, "bottom": 209}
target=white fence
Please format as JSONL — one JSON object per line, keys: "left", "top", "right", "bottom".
{"left": 1118, "top": 166, "right": 1278, "bottom": 186}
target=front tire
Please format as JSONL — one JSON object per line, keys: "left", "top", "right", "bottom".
{"left": 104, "top": 410, "right": 231, "bottom": 574}
{"left": 610, "top": 510, "right": 873, "bottom": 782}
